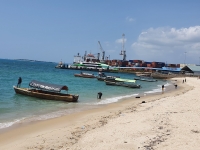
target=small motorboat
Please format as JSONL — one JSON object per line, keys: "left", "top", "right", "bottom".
{"left": 97, "top": 72, "right": 120, "bottom": 81}
{"left": 74, "top": 72, "right": 96, "bottom": 78}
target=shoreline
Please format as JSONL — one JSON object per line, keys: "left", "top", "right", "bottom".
{"left": 0, "top": 78, "right": 170, "bottom": 131}
{"left": 0, "top": 77, "right": 196, "bottom": 149}
{"left": 0, "top": 79, "right": 173, "bottom": 132}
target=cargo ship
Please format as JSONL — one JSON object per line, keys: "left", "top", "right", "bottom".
{"left": 56, "top": 52, "right": 119, "bottom": 72}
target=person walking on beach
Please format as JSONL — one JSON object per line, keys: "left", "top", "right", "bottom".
{"left": 162, "top": 85, "right": 164, "bottom": 93}
{"left": 183, "top": 79, "right": 184, "bottom": 83}
{"left": 17, "top": 77, "right": 22, "bottom": 87}
{"left": 185, "top": 78, "right": 186, "bottom": 82}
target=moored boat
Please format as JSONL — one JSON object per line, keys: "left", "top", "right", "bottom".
{"left": 13, "top": 80, "right": 79, "bottom": 102}
{"left": 97, "top": 72, "right": 120, "bottom": 81}
{"left": 134, "top": 76, "right": 157, "bottom": 82}
{"left": 105, "top": 78, "right": 140, "bottom": 88}
{"left": 55, "top": 61, "right": 68, "bottom": 69}
{"left": 74, "top": 72, "right": 96, "bottom": 78}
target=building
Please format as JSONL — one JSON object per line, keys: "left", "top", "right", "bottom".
{"left": 181, "top": 65, "right": 200, "bottom": 75}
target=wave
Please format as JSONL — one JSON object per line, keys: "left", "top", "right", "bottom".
{"left": 0, "top": 118, "right": 26, "bottom": 129}
{"left": 96, "top": 93, "right": 139, "bottom": 104}
{"left": 144, "top": 82, "right": 172, "bottom": 94}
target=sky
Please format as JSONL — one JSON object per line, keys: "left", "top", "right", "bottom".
{"left": 1, "top": 0, "right": 200, "bottom": 64}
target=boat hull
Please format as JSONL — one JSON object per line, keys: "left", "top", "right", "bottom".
{"left": 97, "top": 76, "right": 106, "bottom": 81}
{"left": 105, "top": 81, "right": 140, "bottom": 88}
{"left": 13, "top": 86, "right": 78, "bottom": 102}
{"left": 134, "top": 77, "right": 157, "bottom": 82}
{"left": 74, "top": 73, "right": 96, "bottom": 78}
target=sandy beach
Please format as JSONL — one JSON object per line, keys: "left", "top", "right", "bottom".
{"left": 1, "top": 77, "right": 200, "bottom": 150}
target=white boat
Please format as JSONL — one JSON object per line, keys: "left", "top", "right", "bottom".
{"left": 105, "top": 78, "right": 141, "bottom": 88}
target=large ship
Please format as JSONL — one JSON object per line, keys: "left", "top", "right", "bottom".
{"left": 68, "top": 52, "right": 118, "bottom": 72}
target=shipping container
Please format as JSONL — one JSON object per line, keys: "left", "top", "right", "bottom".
{"left": 161, "top": 63, "right": 165, "bottom": 67}
{"left": 112, "top": 60, "right": 117, "bottom": 62}
{"left": 151, "top": 62, "right": 156, "bottom": 66}
{"left": 129, "top": 60, "right": 133, "bottom": 63}
{"left": 133, "top": 60, "right": 143, "bottom": 63}
{"left": 156, "top": 64, "right": 162, "bottom": 68}
{"left": 170, "top": 64, "right": 176, "bottom": 67}
{"left": 147, "top": 64, "right": 152, "bottom": 67}
{"left": 145, "top": 62, "right": 152, "bottom": 64}
{"left": 157, "top": 62, "right": 165, "bottom": 65}
{"left": 139, "top": 60, "right": 143, "bottom": 63}
{"left": 142, "top": 63, "right": 147, "bottom": 67}
{"left": 122, "top": 61, "right": 128, "bottom": 65}
{"left": 151, "top": 63, "right": 157, "bottom": 67}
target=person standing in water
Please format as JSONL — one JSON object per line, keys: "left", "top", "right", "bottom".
{"left": 17, "top": 77, "right": 22, "bottom": 87}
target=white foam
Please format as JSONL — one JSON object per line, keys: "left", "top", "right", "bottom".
{"left": 144, "top": 88, "right": 161, "bottom": 94}
{"left": 164, "top": 82, "right": 171, "bottom": 86}
{"left": 96, "top": 94, "right": 139, "bottom": 105}
{"left": 144, "top": 82, "right": 173, "bottom": 94}
{"left": 0, "top": 118, "right": 25, "bottom": 129}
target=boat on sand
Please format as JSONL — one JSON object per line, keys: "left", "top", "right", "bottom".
{"left": 13, "top": 80, "right": 79, "bottom": 102}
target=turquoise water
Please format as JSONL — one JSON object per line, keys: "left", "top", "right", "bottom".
{"left": 0, "top": 59, "right": 170, "bottom": 129}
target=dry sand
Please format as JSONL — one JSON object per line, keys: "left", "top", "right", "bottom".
{"left": 0, "top": 77, "right": 200, "bottom": 150}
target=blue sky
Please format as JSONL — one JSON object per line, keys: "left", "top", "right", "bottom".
{"left": 1, "top": 0, "right": 200, "bottom": 64}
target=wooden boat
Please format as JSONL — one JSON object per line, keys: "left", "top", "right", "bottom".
{"left": 105, "top": 78, "right": 140, "bottom": 88}
{"left": 13, "top": 80, "right": 79, "bottom": 102}
{"left": 97, "top": 73, "right": 120, "bottom": 81}
{"left": 74, "top": 72, "right": 96, "bottom": 78}
{"left": 134, "top": 76, "right": 157, "bottom": 82}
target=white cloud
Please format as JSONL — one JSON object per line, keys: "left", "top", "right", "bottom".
{"left": 115, "top": 38, "right": 127, "bottom": 44}
{"left": 131, "top": 26, "right": 200, "bottom": 64}
{"left": 126, "top": 17, "right": 135, "bottom": 22}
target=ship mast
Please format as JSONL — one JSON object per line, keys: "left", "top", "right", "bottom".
{"left": 119, "top": 33, "right": 126, "bottom": 61}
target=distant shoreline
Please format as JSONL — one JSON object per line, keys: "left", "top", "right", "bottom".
{"left": 0, "top": 58, "right": 57, "bottom": 63}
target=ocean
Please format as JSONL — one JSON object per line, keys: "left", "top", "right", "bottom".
{"left": 0, "top": 59, "right": 171, "bottom": 130}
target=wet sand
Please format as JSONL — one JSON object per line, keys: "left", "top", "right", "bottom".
{"left": 1, "top": 77, "right": 200, "bottom": 150}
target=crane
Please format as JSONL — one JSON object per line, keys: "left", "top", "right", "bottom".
{"left": 98, "top": 41, "right": 105, "bottom": 61}
{"left": 119, "top": 33, "right": 126, "bottom": 61}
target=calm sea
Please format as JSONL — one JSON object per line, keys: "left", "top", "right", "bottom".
{"left": 0, "top": 59, "right": 170, "bottom": 130}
